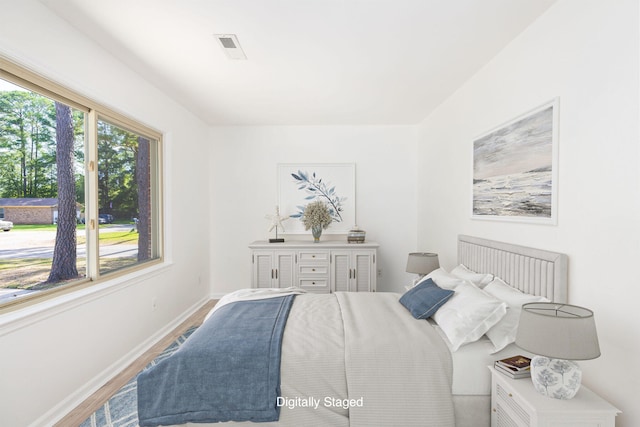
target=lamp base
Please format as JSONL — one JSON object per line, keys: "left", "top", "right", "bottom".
{"left": 530, "top": 356, "right": 582, "bottom": 400}
{"left": 411, "top": 274, "right": 426, "bottom": 288}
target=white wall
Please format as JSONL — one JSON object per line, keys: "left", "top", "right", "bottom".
{"left": 417, "top": 0, "right": 639, "bottom": 425}
{"left": 209, "top": 125, "right": 419, "bottom": 294}
{"left": 0, "top": 1, "right": 211, "bottom": 426}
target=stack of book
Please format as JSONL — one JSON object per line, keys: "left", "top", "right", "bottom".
{"left": 494, "top": 355, "right": 531, "bottom": 379}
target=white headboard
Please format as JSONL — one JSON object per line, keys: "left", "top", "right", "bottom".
{"left": 457, "top": 235, "right": 568, "bottom": 303}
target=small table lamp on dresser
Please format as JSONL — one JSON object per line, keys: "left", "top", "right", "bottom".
{"left": 515, "top": 302, "right": 600, "bottom": 400}
{"left": 406, "top": 252, "right": 439, "bottom": 287}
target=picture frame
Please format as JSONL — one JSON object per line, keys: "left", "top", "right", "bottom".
{"left": 472, "top": 98, "right": 559, "bottom": 225}
{"left": 277, "top": 163, "right": 355, "bottom": 234}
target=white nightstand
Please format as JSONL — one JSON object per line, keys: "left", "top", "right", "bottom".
{"left": 489, "top": 366, "right": 620, "bottom": 427}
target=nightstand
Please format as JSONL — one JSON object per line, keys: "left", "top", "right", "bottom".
{"left": 489, "top": 366, "right": 620, "bottom": 427}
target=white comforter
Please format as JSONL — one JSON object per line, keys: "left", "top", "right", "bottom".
{"left": 181, "top": 292, "right": 454, "bottom": 427}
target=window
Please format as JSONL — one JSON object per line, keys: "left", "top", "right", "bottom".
{"left": 96, "top": 118, "right": 161, "bottom": 276}
{"left": 0, "top": 59, "right": 163, "bottom": 311}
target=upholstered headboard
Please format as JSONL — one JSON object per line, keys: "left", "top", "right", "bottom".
{"left": 457, "top": 235, "right": 568, "bottom": 303}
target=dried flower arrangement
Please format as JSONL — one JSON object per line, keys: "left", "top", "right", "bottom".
{"left": 301, "top": 200, "right": 332, "bottom": 230}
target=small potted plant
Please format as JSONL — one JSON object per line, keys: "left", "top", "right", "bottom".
{"left": 302, "top": 201, "right": 332, "bottom": 242}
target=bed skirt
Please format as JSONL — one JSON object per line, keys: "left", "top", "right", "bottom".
{"left": 453, "top": 395, "right": 490, "bottom": 427}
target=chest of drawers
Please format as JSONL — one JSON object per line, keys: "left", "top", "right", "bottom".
{"left": 249, "top": 240, "right": 378, "bottom": 293}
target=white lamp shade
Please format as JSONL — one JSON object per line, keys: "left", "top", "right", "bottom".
{"left": 515, "top": 303, "right": 600, "bottom": 360}
{"left": 406, "top": 252, "right": 439, "bottom": 275}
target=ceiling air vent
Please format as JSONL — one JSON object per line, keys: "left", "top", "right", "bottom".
{"left": 214, "top": 34, "right": 247, "bottom": 60}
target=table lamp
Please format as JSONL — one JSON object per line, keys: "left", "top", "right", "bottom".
{"left": 406, "top": 252, "right": 439, "bottom": 287}
{"left": 515, "top": 302, "right": 600, "bottom": 400}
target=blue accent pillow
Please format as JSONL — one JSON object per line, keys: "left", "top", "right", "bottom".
{"left": 400, "top": 278, "right": 455, "bottom": 319}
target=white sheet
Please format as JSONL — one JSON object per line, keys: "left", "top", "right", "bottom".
{"left": 433, "top": 323, "right": 533, "bottom": 395}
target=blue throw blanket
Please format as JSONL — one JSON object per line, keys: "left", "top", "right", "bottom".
{"left": 137, "top": 295, "right": 295, "bottom": 426}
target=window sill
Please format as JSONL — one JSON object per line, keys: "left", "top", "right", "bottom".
{"left": 0, "top": 261, "right": 172, "bottom": 337}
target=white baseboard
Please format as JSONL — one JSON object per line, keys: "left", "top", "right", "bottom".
{"left": 31, "top": 295, "right": 210, "bottom": 427}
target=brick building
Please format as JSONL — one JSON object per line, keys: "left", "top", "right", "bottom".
{"left": 0, "top": 198, "right": 82, "bottom": 225}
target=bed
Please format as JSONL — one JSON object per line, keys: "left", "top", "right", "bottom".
{"left": 137, "top": 235, "right": 568, "bottom": 427}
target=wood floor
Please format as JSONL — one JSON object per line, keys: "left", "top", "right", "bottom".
{"left": 54, "top": 299, "right": 218, "bottom": 427}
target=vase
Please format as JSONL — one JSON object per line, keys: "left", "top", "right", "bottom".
{"left": 311, "top": 225, "right": 323, "bottom": 242}
{"left": 530, "top": 356, "right": 582, "bottom": 399}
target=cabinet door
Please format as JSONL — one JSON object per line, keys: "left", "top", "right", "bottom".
{"left": 353, "top": 251, "right": 376, "bottom": 292}
{"left": 253, "top": 251, "right": 274, "bottom": 288}
{"left": 252, "top": 250, "right": 296, "bottom": 288}
{"left": 274, "top": 251, "right": 295, "bottom": 287}
{"left": 332, "top": 252, "right": 352, "bottom": 292}
{"left": 331, "top": 250, "right": 376, "bottom": 292}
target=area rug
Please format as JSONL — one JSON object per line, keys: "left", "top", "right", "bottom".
{"left": 80, "top": 326, "right": 198, "bottom": 427}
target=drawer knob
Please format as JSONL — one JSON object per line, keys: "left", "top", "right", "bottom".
{"left": 509, "top": 393, "right": 513, "bottom": 398}
{"left": 312, "top": 282, "right": 316, "bottom": 285}
{"left": 312, "top": 268, "right": 316, "bottom": 271}
{"left": 312, "top": 255, "right": 316, "bottom": 258}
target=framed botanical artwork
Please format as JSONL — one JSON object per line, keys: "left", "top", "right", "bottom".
{"left": 472, "top": 98, "right": 559, "bottom": 224}
{"left": 277, "top": 163, "right": 355, "bottom": 234}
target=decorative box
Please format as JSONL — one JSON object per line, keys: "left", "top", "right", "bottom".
{"left": 347, "top": 226, "right": 366, "bottom": 243}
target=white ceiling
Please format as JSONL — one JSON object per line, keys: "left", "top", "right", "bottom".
{"left": 40, "top": 0, "right": 557, "bottom": 126}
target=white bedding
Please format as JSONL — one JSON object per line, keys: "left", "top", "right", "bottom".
{"left": 171, "top": 289, "right": 524, "bottom": 427}
{"left": 178, "top": 292, "right": 454, "bottom": 427}
{"left": 433, "top": 323, "right": 531, "bottom": 395}
{"left": 336, "top": 292, "right": 454, "bottom": 426}
{"left": 212, "top": 289, "right": 511, "bottom": 397}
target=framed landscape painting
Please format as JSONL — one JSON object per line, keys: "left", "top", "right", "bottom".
{"left": 277, "top": 163, "right": 355, "bottom": 234}
{"left": 472, "top": 98, "right": 559, "bottom": 224}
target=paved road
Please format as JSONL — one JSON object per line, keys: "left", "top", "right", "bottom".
{"left": 0, "top": 225, "right": 137, "bottom": 260}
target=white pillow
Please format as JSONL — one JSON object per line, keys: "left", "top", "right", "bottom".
{"left": 418, "top": 268, "right": 467, "bottom": 290}
{"left": 484, "top": 277, "right": 549, "bottom": 353}
{"left": 451, "top": 264, "right": 494, "bottom": 288}
{"left": 433, "top": 282, "right": 507, "bottom": 351}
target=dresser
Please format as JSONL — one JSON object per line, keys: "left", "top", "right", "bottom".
{"left": 489, "top": 366, "right": 619, "bottom": 427}
{"left": 249, "top": 240, "right": 378, "bottom": 293}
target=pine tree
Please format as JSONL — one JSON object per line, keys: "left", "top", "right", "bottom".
{"left": 47, "top": 102, "right": 78, "bottom": 283}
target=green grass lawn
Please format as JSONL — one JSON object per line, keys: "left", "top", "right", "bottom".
{"left": 76, "top": 230, "right": 138, "bottom": 245}
{"left": 98, "top": 231, "right": 138, "bottom": 244}
{"left": 12, "top": 221, "right": 134, "bottom": 232}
